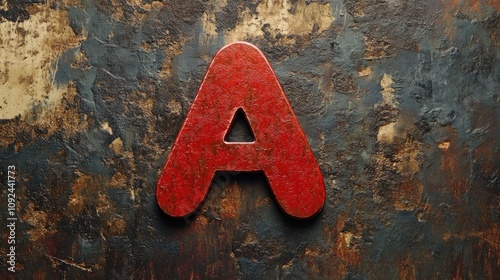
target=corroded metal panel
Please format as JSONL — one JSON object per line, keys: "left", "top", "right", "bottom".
{"left": 0, "top": 0, "right": 499, "bottom": 279}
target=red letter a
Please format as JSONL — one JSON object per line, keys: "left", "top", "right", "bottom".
{"left": 157, "top": 42, "right": 325, "bottom": 219}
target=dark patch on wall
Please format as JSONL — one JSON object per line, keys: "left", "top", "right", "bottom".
{"left": 0, "top": 0, "right": 45, "bottom": 22}
{"left": 215, "top": 0, "right": 259, "bottom": 32}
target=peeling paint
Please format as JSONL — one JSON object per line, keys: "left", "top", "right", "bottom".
{"left": 223, "top": 0, "right": 334, "bottom": 43}
{"left": 380, "top": 73, "right": 397, "bottom": 106}
{"left": 0, "top": 4, "right": 81, "bottom": 121}
{"left": 109, "top": 137, "right": 124, "bottom": 155}
{"left": 377, "top": 121, "right": 397, "bottom": 143}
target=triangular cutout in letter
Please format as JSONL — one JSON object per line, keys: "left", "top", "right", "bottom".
{"left": 224, "top": 108, "right": 255, "bottom": 143}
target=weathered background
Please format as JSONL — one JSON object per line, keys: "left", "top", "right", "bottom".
{"left": 1, "top": 0, "right": 499, "bottom": 279}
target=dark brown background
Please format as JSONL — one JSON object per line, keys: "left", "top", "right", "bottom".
{"left": 1, "top": 0, "right": 499, "bottom": 279}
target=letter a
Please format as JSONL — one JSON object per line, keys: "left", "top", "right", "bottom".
{"left": 157, "top": 42, "right": 325, "bottom": 219}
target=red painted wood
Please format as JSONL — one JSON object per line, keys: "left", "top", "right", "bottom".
{"left": 156, "top": 42, "right": 325, "bottom": 219}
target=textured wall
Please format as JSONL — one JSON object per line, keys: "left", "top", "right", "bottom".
{"left": 1, "top": 0, "right": 499, "bottom": 279}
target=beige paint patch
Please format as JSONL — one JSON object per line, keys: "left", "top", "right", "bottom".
{"left": 224, "top": 0, "right": 334, "bottom": 43}
{"left": 438, "top": 141, "right": 450, "bottom": 150}
{"left": 376, "top": 73, "right": 399, "bottom": 143}
{"left": 101, "top": 122, "right": 113, "bottom": 135}
{"left": 200, "top": 11, "right": 218, "bottom": 38}
{"left": 341, "top": 231, "right": 353, "bottom": 248}
{"left": 0, "top": 5, "right": 81, "bottom": 121}
{"left": 198, "top": 10, "right": 223, "bottom": 49}
{"left": 377, "top": 122, "right": 397, "bottom": 143}
{"left": 358, "top": 67, "right": 372, "bottom": 77}
{"left": 110, "top": 137, "right": 124, "bottom": 155}
{"left": 125, "top": 0, "right": 165, "bottom": 13}
{"left": 0, "top": 86, "right": 89, "bottom": 148}
{"left": 380, "top": 73, "right": 397, "bottom": 106}
{"left": 167, "top": 99, "right": 182, "bottom": 115}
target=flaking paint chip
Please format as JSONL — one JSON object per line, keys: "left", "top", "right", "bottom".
{"left": 110, "top": 137, "right": 124, "bottom": 155}
{"left": 438, "top": 141, "right": 450, "bottom": 150}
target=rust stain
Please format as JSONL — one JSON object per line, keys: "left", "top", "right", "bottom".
{"left": 102, "top": 216, "right": 127, "bottom": 237}
{"left": 107, "top": 171, "right": 127, "bottom": 189}
{"left": 20, "top": 202, "right": 59, "bottom": 242}
{"left": 487, "top": 0, "right": 500, "bottom": 11}
{"left": 301, "top": 243, "right": 345, "bottom": 279}
{"left": 453, "top": 252, "right": 464, "bottom": 280}
{"left": 443, "top": 224, "right": 500, "bottom": 279}
{"left": 336, "top": 231, "right": 361, "bottom": 265}
{"left": 475, "top": 226, "right": 500, "bottom": 249}
{"left": 393, "top": 181, "right": 423, "bottom": 211}
{"left": 219, "top": 183, "right": 242, "bottom": 219}
{"left": 446, "top": 0, "right": 481, "bottom": 13}
{"left": 67, "top": 174, "right": 94, "bottom": 215}
{"left": 442, "top": 225, "right": 500, "bottom": 279}
{"left": 334, "top": 215, "right": 361, "bottom": 266}
{"left": 399, "top": 257, "right": 416, "bottom": 280}
{"left": 96, "top": 192, "right": 122, "bottom": 238}
{"left": 472, "top": 105, "right": 499, "bottom": 185}
{"left": 439, "top": 127, "right": 469, "bottom": 199}
{"left": 437, "top": 0, "right": 499, "bottom": 41}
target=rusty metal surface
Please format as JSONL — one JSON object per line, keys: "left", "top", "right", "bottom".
{"left": 0, "top": 0, "right": 499, "bottom": 279}
{"left": 157, "top": 42, "right": 325, "bottom": 219}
